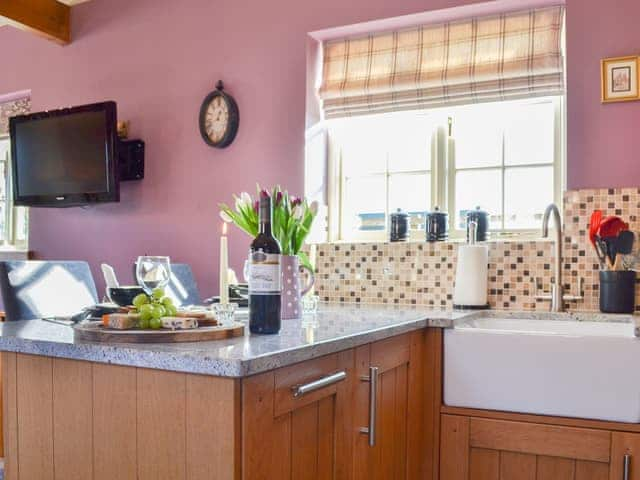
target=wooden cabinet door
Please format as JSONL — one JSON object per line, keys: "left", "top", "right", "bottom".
{"left": 242, "top": 350, "right": 355, "bottom": 480}
{"left": 611, "top": 432, "right": 640, "bottom": 480}
{"left": 440, "top": 415, "right": 612, "bottom": 480}
{"left": 354, "top": 330, "right": 428, "bottom": 480}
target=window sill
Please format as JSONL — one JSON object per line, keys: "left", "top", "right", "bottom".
{"left": 0, "top": 247, "right": 30, "bottom": 260}
{"left": 316, "top": 236, "right": 553, "bottom": 246}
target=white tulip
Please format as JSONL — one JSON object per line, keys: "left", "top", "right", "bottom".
{"left": 292, "top": 205, "right": 304, "bottom": 220}
{"left": 240, "top": 191, "right": 252, "bottom": 206}
{"left": 220, "top": 210, "right": 233, "bottom": 223}
{"left": 309, "top": 201, "right": 319, "bottom": 216}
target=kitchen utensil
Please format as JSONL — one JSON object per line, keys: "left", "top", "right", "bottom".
{"left": 612, "top": 230, "right": 635, "bottom": 271}
{"left": 426, "top": 207, "right": 448, "bottom": 242}
{"left": 603, "top": 236, "right": 617, "bottom": 266}
{"left": 598, "top": 216, "right": 629, "bottom": 238}
{"left": 595, "top": 236, "right": 611, "bottom": 269}
{"left": 616, "top": 230, "right": 635, "bottom": 254}
{"left": 466, "top": 207, "right": 489, "bottom": 242}
{"left": 389, "top": 209, "right": 409, "bottom": 242}
{"left": 589, "top": 210, "right": 602, "bottom": 247}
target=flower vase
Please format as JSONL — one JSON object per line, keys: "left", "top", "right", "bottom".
{"left": 280, "top": 255, "right": 315, "bottom": 319}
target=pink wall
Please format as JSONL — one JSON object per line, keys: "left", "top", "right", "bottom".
{"left": 565, "top": 0, "right": 640, "bottom": 190}
{"left": 0, "top": 0, "right": 638, "bottom": 295}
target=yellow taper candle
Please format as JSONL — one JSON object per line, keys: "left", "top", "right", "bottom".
{"left": 219, "top": 222, "right": 229, "bottom": 305}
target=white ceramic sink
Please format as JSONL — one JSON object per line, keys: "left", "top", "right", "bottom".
{"left": 444, "top": 316, "right": 640, "bottom": 423}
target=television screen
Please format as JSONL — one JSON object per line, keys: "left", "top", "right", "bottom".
{"left": 9, "top": 101, "right": 119, "bottom": 207}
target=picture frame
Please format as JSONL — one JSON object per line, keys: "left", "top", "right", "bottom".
{"left": 601, "top": 56, "right": 640, "bottom": 103}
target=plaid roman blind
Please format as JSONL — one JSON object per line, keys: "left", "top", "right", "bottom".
{"left": 318, "top": 6, "right": 565, "bottom": 118}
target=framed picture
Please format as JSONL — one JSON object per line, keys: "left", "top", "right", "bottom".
{"left": 601, "top": 56, "right": 640, "bottom": 103}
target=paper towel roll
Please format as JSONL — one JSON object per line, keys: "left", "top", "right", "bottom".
{"left": 453, "top": 244, "right": 488, "bottom": 307}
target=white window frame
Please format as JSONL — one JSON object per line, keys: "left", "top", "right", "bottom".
{"left": 0, "top": 136, "right": 28, "bottom": 250}
{"left": 326, "top": 96, "right": 565, "bottom": 243}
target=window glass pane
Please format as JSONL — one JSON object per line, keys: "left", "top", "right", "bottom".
{"left": 343, "top": 176, "right": 386, "bottom": 233}
{"left": 452, "top": 106, "right": 502, "bottom": 169}
{"left": 387, "top": 111, "right": 434, "bottom": 172}
{"left": 455, "top": 169, "right": 502, "bottom": 229}
{"left": 389, "top": 173, "right": 430, "bottom": 230}
{"left": 15, "top": 207, "right": 28, "bottom": 243}
{"left": 504, "top": 166, "right": 554, "bottom": 229}
{"left": 0, "top": 204, "right": 5, "bottom": 243}
{"left": 0, "top": 161, "right": 6, "bottom": 200}
{"left": 505, "top": 102, "right": 555, "bottom": 166}
{"left": 331, "top": 116, "right": 387, "bottom": 176}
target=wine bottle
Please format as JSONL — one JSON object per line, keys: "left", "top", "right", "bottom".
{"left": 248, "top": 194, "right": 282, "bottom": 334}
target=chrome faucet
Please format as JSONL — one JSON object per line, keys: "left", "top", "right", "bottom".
{"left": 541, "top": 204, "right": 564, "bottom": 312}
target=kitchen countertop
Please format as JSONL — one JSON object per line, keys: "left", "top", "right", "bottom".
{"left": 0, "top": 304, "right": 470, "bottom": 377}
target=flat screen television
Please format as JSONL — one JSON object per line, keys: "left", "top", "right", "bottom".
{"left": 9, "top": 101, "right": 119, "bottom": 207}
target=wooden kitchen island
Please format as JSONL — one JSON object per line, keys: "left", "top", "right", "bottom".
{"left": 0, "top": 305, "right": 461, "bottom": 480}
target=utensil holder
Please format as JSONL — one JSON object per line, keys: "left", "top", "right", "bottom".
{"left": 599, "top": 270, "right": 636, "bottom": 314}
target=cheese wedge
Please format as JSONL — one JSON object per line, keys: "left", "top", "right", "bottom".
{"left": 106, "top": 313, "right": 139, "bottom": 330}
{"left": 161, "top": 317, "right": 198, "bottom": 330}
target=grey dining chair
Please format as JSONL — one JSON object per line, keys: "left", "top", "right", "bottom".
{"left": 0, "top": 260, "right": 98, "bottom": 321}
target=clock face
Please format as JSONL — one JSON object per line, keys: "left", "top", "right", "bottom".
{"left": 205, "top": 96, "right": 229, "bottom": 144}
{"left": 199, "top": 87, "right": 239, "bottom": 149}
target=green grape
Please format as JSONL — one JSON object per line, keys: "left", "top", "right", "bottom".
{"left": 161, "top": 297, "right": 173, "bottom": 308}
{"left": 151, "top": 305, "right": 166, "bottom": 319}
{"left": 139, "top": 304, "right": 154, "bottom": 315}
{"left": 149, "top": 317, "right": 163, "bottom": 329}
{"left": 137, "top": 318, "right": 150, "bottom": 330}
{"left": 164, "top": 304, "right": 177, "bottom": 317}
{"left": 132, "top": 293, "right": 149, "bottom": 308}
{"left": 139, "top": 308, "right": 153, "bottom": 322}
{"left": 152, "top": 288, "right": 165, "bottom": 300}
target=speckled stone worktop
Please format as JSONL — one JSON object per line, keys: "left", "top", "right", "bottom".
{"left": 0, "top": 304, "right": 470, "bottom": 377}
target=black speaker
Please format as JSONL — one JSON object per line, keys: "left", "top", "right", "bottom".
{"left": 117, "top": 139, "right": 144, "bottom": 181}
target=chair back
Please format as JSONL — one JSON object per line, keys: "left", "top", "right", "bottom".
{"left": 0, "top": 261, "right": 98, "bottom": 321}
{"left": 133, "top": 262, "right": 201, "bottom": 307}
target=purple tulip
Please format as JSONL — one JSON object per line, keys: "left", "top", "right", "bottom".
{"left": 253, "top": 200, "right": 259, "bottom": 212}
{"left": 276, "top": 191, "right": 284, "bottom": 205}
{"left": 260, "top": 189, "right": 270, "bottom": 199}
{"left": 291, "top": 196, "right": 302, "bottom": 207}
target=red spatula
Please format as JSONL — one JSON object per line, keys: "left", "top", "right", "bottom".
{"left": 589, "top": 210, "right": 602, "bottom": 247}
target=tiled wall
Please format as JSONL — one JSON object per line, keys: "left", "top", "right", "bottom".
{"left": 315, "top": 188, "right": 640, "bottom": 312}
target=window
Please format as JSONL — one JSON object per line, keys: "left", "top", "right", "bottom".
{"left": 0, "top": 138, "right": 28, "bottom": 248}
{"left": 327, "top": 96, "right": 563, "bottom": 241}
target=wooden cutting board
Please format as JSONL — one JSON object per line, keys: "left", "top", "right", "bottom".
{"left": 74, "top": 321, "right": 245, "bottom": 343}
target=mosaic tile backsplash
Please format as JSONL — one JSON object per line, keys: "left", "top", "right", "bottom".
{"left": 314, "top": 188, "right": 640, "bottom": 312}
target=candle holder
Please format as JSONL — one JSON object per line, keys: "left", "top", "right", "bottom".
{"left": 211, "top": 302, "right": 237, "bottom": 326}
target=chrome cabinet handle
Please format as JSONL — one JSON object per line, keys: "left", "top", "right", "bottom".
{"left": 359, "top": 366, "right": 379, "bottom": 447}
{"left": 291, "top": 371, "right": 346, "bottom": 398}
{"left": 623, "top": 454, "right": 631, "bottom": 480}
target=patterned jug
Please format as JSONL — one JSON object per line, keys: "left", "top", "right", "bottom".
{"left": 280, "top": 255, "right": 315, "bottom": 319}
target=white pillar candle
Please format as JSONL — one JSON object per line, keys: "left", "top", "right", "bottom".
{"left": 219, "top": 223, "right": 229, "bottom": 305}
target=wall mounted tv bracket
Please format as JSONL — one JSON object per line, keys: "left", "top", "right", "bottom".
{"left": 117, "top": 120, "right": 144, "bottom": 181}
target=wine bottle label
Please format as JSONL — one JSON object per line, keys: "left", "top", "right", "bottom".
{"left": 248, "top": 251, "right": 281, "bottom": 294}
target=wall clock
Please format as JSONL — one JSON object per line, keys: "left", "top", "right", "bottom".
{"left": 199, "top": 80, "right": 239, "bottom": 148}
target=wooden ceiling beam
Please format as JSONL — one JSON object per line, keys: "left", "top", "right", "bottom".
{"left": 0, "top": 0, "right": 71, "bottom": 44}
